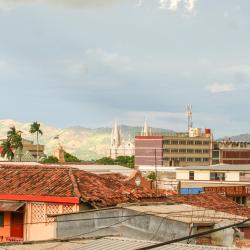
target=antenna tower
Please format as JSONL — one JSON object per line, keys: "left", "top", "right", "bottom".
{"left": 186, "top": 104, "right": 193, "bottom": 131}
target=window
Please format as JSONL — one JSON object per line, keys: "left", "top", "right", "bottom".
{"left": 189, "top": 171, "right": 194, "bottom": 180}
{"left": 171, "top": 149, "right": 178, "bottom": 153}
{"left": 195, "top": 149, "right": 202, "bottom": 154}
{"left": 0, "top": 212, "right": 4, "bottom": 227}
{"left": 187, "top": 158, "right": 194, "bottom": 162}
{"left": 203, "top": 141, "right": 210, "bottom": 145}
{"left": 187, "top": 141, "right": 194, "bottom": 145}
{"left": 203, "top": 158, "right": 209, "bottom": 162}
{"left": 210, "top": 172, "right": 225, "bottom": 181}
{"left": 171, "top": 140, "right": 179, "bottom": 145}
{"left": 195, "top": 141, "right": 202, "bottom": 145}
{"left": 187, "top": 149, "right": 194, "bottom": 153}
{"left": 179, "top": 149, "right": 186, "bottom": 153}
{"left": 195, "top": 158, "right": 202, "bottom": 162}
{"left": 164, "top": 140, "right": 170, "bottom": 145}
{"left": 203, "top": 149, "right": 209, "bottom": 154}
{"left": 179, "top": 141, "right": 186, "bottom": 145}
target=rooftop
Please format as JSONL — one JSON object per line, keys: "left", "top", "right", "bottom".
{"left": 126, "top": 203, "right": 245, "bottom": 224}
{"left": 0, "top": 237, "right": 245, "bottom": 250}
{"left": 0, "top": 164, "right": 159, "bottom": 208}
{"left": 178, "top": 164, "right": 250, "bottom": 171}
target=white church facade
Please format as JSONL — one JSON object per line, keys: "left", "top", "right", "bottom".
{"left": 109, "top": 121, "right": 135, "bottom": 159}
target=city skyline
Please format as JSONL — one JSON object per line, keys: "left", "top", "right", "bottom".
{"left": 0, "top": 0, "right": 249, "bottom": 137}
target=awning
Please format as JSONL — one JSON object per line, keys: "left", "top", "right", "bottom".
{"left": 0, "top": 201, "right": 25, "bottom": 212}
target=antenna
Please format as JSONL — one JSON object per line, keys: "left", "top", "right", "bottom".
{"left": 185, "top": 104, "right": 193, "bottom": 131}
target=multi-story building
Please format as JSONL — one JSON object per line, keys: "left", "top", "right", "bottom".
{"left": 213, "top": 140, "right": 250, "bottom": 165}
{"left": 135, "top": 127, "right": 213, "bottom": 167}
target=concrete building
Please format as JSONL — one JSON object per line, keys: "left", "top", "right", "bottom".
{"left": 176, "top": 164, "right": 250, "bottom": 205}
{"left": 109, "top": 121, "right": 134, "bottom": 159}
{"left": 53, "top": 193, "right": 250, "bottom": 247}
{"left": 213, "top": 140, "right": 250, "bottom": 165}
{"left": 135, "top": 128, "right": 213, "bottom": 167}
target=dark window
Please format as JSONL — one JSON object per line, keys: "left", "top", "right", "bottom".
{"left": 187, "top": 149, "right": 194, "bottom": 153}
{"left": 210, "top": 172, "right": 225, "bottom": 181}
{"left": 195, "top": 141, "right": 202, "bottom": 145}
{"left": 187, "top": 141, "right": 194, "bottom": 145}
{"left": 189, "top": 171, "right": 194, "bottom": 180}
{"left": 0, "top": 212, "right": 4, "bottom": 227}
{"left": 203, "top": 141, "right": 210, "bottom": 145}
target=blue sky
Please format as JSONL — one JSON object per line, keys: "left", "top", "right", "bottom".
{"left": 0, "top": 0, "right": 249, "bottom": 137}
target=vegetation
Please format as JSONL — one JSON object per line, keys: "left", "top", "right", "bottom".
{"left": 40, "top": 155, "right": 59, "bottom": 164}
{"left": 30, "top": 121, "right": 43, "bottom": 162}
{"left": 1, "top": 140, "right": 14, "bottom": 160}
{"left": 64, "top": 151, "right": 81, "bottom": 162}
{"left": 1, "top": 126, "right": 23, "bottom": 161}
{"left": 95, "top": 155, "right": 134, "bottom": 168}
{"left": 147, "top": 172, "right": 157, "bottom": 181}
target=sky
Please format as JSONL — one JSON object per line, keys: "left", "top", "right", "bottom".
{"left": 0, "top": 0, "right": 249, "bottom": 137}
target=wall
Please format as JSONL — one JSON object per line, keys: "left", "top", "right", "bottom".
{"left": 135, "top": 136, "right": 163, "bottom": 166}
{"left": 226, "top": 172, "right": 239, "bottom": 182}
{"left": 176, "top": 171, "right": 189, "bottom": 180}
{"left": 25, "top": 202, "right": 79, "bottom": 241}
{"left": 56, "top": 207, "right": 190, "bottom": 243}
{"left": 194, "top": 171, "right": 210, "bottom": 181}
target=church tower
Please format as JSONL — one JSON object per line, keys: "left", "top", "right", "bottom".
{"left": 110, "top": 120, "right": 122, "bottom": 159}
{"left": 141, "top": 118, "right": 151, "bottom": 136}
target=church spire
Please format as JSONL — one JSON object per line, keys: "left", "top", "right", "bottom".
{"left": 141, "top": 118, "right": 151, "bottom": 136}
{"left": 111, "top": 120, "right": 121, "bottom": 147}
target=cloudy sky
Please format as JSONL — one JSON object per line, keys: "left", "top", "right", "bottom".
{"left": 0, "top": 0, "right": 249, "bottom": 137}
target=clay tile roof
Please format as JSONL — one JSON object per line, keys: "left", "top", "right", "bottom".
{"left": 0, "top": 164, "right": 162, "bottom": 208}
{"left": 166, "top": 193, "right": 250, "bottom": 217}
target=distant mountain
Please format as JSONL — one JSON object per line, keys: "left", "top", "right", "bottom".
{"left": 0, "top": 120, "right": 173, "bottom": 160}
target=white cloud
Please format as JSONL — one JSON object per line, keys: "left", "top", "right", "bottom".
{"left": 207, "top": 83, "right": 236, "bottom": 94}
{"left": 159, "top": 0, "right": 181, "bottom": 10}
{"left": 159, "top": 0, "right": 198, "bottom": 12}
{"left": 185, "top": 0, "right": 197, "bottom": 12}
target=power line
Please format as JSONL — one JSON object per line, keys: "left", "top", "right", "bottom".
{"left": 135, "top": 217, "right": 250, "bottom": 250}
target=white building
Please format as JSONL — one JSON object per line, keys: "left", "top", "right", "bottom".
{"left": 109, "top": 121, "right": 134, "bottom": 159}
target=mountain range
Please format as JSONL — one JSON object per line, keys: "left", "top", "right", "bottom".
{"left": 0, "top": 120, "right": 172, "bottom": 160}
{"left": 1, "top": 119, "right": 249, "bottom": 160}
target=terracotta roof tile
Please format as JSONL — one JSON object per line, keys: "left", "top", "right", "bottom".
{"left": 0, "top": 164, "right": 162, "bottom": 208}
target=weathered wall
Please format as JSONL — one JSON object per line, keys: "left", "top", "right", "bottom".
{"left": 56, "top": 207, "right": 190, "bottom": 243}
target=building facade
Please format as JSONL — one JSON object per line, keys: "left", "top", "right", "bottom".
{"left": 109, "top": 121, "right": 134, "bottom": 159}
{"left": 135, "top": 128, "right": 213, "bottom": 167}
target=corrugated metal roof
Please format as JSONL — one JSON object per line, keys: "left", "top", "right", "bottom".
{"left": 178, "top": 164, "right": 250, "bottom": 171}
{"left": 0, "top": 201, "right": 25, "bottom": 211}
{"left": 75, "top": 237, "right": 243, "bottom": 250}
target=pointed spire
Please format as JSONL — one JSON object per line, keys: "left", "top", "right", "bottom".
{"left": 141, "top": 118, "right": 151, "bottom": 136}
{"left": 111, "top": 120, "right": 121, "bottom": 147}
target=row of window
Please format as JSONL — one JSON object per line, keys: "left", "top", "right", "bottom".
{"left": 164, "top": 157, "right": 209, "bottom": 162}
{"left": 189, "top": 171, "right": 225, "bottom": 181}
{"left": 163, "top": 149, "right": 209, "bottom": 154}
{"left": 164, "top": 140, "right": 210, "bottom": 145}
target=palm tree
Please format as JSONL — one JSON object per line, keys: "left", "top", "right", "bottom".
{"left": 6, "top": 126, "right": 23, "bottom": 161}
{"left": 30, "top": 121, "right": 43, "bottom": 162}
{"left": 1, "top": 140, "right": 14, "bottom": 160}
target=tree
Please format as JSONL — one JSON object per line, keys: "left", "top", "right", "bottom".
{"left": 96, "top": 157, "right": 114, "bottom": 165}
{"left": 147, "top": 172, "right": 157, "bottom": 181}
{"left": 114, "top": 155, "right": 134, "bottom": 168}
{"left": 5, "top": 126, "right": 23, "bottom": 161}
{"left": 64, "top": 152, "right": 81, "bottom": 162}
{"left": 1, "top": 140, "right": 14, "bottom": 160}
{"left": 30, "top": 121, "right": 43, "bottom": 162}
{"left": 40, "top": 156, "right": 59, "bottom": 164}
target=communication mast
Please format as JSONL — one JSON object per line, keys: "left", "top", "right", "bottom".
{"left": 186, "top": 104, "right": 193, "bottom": 131}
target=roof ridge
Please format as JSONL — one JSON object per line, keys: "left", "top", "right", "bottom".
{"left": 69, "top": 168, "right": 81, "bottom": 198}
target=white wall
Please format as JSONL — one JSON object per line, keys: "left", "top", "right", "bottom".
{"left": 194, "top": 171, "right": 210, "bottom": 181}
{"left": 225, "top": 172, "right": 239, "bottom": 182}
{"left": 176, "top": 171, "right": 189, "bottom": 180}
